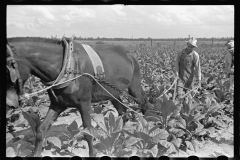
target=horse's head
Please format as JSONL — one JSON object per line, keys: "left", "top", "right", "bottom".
{"left": 6, "top": 44, "right": 23, "bottom": 108}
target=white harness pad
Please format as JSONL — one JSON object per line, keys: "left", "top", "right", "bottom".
{"left": 82, "top": 44, "right": 105, "bottom": 77}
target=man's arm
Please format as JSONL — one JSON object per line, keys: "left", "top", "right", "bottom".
{"left": 194, "top": 52, "right": 201, "bottom": 81}
{"left": 174, "top": 51, "right": 181, "bottom": 77}
{"left": 225, "top": 53, "right": 231, "bottom": 74}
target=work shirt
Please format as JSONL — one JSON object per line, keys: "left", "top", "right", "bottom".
{"left": 174, "top": 49, "right": 201, "bottom": 88}
{"left": 225, "top": 51, "right": 234, "bottom": 75}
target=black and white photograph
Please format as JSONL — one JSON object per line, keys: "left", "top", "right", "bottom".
{"left": 6, "top": 5, "right": 234, "bottom": 157}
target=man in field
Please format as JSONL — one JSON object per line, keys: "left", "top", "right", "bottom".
{"left": 174, "top": 37, "right": 201, "bottom": 99}
{"left": 225, "top": 40, "right": 234, "bottom": 91}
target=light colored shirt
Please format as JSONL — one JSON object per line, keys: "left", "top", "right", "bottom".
{"left": 174, "top": 49, "right": 201, "bottom": 81}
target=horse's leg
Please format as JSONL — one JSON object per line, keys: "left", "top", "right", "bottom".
{"left": 33, "top": 104, "right": 65, "bottom": 157}
{"left": 128, "top": 72, "right": 154, "bottom": 113}
{"left": 78, "top": 99, "right": 97, "bottom": 157}
{"left": 111, "top": 99, "right": 127, "bottom": 122}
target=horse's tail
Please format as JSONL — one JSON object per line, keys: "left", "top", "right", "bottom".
{"left": 128, "top": 54, "right": 154, "bottom": 114}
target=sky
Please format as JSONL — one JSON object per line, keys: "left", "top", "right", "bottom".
{"left": 7, "top": 5, "right": 234, "bottom": 39}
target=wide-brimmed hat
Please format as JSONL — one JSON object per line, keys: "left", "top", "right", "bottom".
{"left": 225, "top": 40, "right": 234, "bottom": 51}
{"left": 186, "top": 37, "right": 197, "bottom": 48}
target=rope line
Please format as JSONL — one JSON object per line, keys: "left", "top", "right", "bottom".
{"left": 157, "top": 76, "right": 178, "bottom": 99}
{"left": 21, "top": 73, "right": 143, "bottom": 116}
{"left": 21, "top": 72, "right": 197, "bottom": 116}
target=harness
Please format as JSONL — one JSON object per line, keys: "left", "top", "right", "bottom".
{"left": 6, "top": 38, "right": 143, "bottom": 113}
{"left": 41, "top": 39, "right": 105, "bottom": 89}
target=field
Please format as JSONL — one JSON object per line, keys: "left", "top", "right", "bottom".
{"left": 6, "top": 40, "right": 234, "bottom": 157}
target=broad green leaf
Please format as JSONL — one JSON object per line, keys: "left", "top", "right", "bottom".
{"left": 81, "top": 127, "right": 107, "bottom": 139}
{"left": 134, "top": 131, "right": 152, "bottom": 147}
{"left": 223, "top": 81, "right": 231, "bottom": 91}
{"left": 123, "top": 121, "right": 138, "bottom": 133}
{"left": 67, "top": 120, "right": 80, "bottom": 138}
{"left": 114, "top": 148, "right": 133, "bottom": 157}
{"left": 6, "top": 133, "right": 14, "bottom": 144}
{"left": 168, "top": 119, "right": 177, "bottom": 128}
{"left": 28, "top": 108, "right": 41, "bottom": 125}
{"left": 93, "top": 105, "right": 103, "bottom": 114}
{"left": 185, "top": 141, "right": 195, "bottom": 151}
{"left": 148, "top": 125, "right": 162, "bottom": 136}
{"left": 176, "top": 117, "right": 186, "bottom": 129}
{"left": 6, "top": 147, "right": 16, "bottom": 157}
{"left": 195, "top": 129, "right": 210, "bottom": 136}
{"left": 206, "top": 104, "right": 221, "bottom": 117}
{"left": 155, "top": 95, "right": 180, "bottom": 126}
{"left": 170, "top": 136, "right": 182, "bottom": 149}
{"left": 194, "top": 121, "right": 204, "bottom": 133}
{"left": 124, "top": 136, "right": 142, "bottom": 148}
{"left": 136, "top": 115, "right": 148, "bottom": 133}
{"left": 193, "top": 113, "right": 205, "bottom": 122}
{"left": 113, "top": 117, "right": 123, "bottom": 133}
{"left": 99, "top": 132, "right": 121, "bottom": 154}
{"left": 47, "top": 137, "right": 61, "bottom": 149}
{"left": 207, "top": 75, "right": 215, "bottom": 84}
{"left": 214, "top": 89, "right": 225, "bottom": 102}
{"left": 216, "top": 79, "right": 223, "bottom": 91}
{"left": 68, "top": 120, "right": 78, "bottom": 131}
{"left": 108, "top": 112, "right": 116, "bottom": 133}
{"left": 10, "top": 139, "right": 30, "bottom": 156}
{"left": 212, "top": 118, "right": 227, "bottom": 128}
{"left": 191, "top": 139, "right": 199, "bottom": 151}
{"left": 148, "top": 144, "right": 158, "bottom": 157}
{"left": 94, "top": 142, "right": 107, "bottom": 154}
{"left": 91, "top": 113, "right": 108, "bottom": 133}
{"left": 144, "top": 115, "right": 162, "bottom": 123}
{"left": 180, "top": 112, "right": 195, "bottom": 125}
{"left": 158, "top": 140, "right": 178, "bottom": 155}
{"left": 181, "top": 100, "right": 191, "bottom": 115}
{"left": 169, "top": 128, "right": 185, "bottom": 138}
{"left": 22, "top": 111, "right": 37, "bottom": 136}
{"left": 152, "top": 129, "right": 169, "bottom": 142}
{"left": 205, "top": 97, "right": 211, "bottom": 109}
{"left": 17, "top": 142, "right": 33, "bottom": 157}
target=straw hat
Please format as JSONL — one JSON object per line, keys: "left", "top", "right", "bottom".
{"left": 187, "top": 37, "right": 197, "bottom": 48}
{"left": 226, "top": 40, "right": 234, "bottom": 51}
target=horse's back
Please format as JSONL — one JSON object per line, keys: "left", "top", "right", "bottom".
{"left": 74, "top": 42, "right": 138, "bottom": 86}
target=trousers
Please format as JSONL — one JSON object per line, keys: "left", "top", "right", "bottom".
{"left": 176, "top": 78, "right": 194, "bottom": 99}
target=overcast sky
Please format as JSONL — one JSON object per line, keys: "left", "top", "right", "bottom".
{"left": 7, "top": 5, "right": 234, "bottom": 39}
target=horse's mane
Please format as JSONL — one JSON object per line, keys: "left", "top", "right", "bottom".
{"left": 7, "top": 37, "right": 66, "bottom": 45}
{"left": 7, "top": 37, "right": 71, "bottom": 56}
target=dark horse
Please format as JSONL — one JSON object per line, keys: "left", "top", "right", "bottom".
{"left": 6, "top": 37, "right": 152, "bottom": 157}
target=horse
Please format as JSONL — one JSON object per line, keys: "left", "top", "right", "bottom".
{"left": 6, "top": 37, "right": 153, "bottom": 157}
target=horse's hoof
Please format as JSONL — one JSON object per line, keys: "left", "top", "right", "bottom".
{"left": 89, "top": 150, "right": 97, "bottom": 157}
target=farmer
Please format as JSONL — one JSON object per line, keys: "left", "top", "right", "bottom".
{"left": 225, "top": 40, "right": 234, "bottom": 91}
{"left": 174, "top": 37, "right": 201, "bottom": 99}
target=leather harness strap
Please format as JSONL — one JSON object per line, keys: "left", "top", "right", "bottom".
{"left": 82, "top": 44, "right": 105, "bottom": 79}
{"left": 42, "top": 39, "right": 105, "bottom": 90}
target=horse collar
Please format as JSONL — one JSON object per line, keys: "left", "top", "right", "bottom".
{"left": 41, "top": 38, "right": 82, "bottom": 89}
